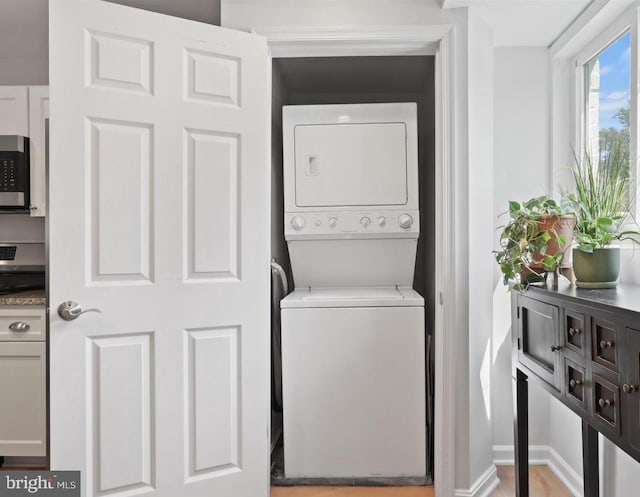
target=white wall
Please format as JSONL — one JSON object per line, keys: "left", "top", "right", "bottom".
{"left": 493, "top": 47, "right": 551, "bottom": 252}
{"left": 0, "top": 0, "right": 48, "bottom": 85}
{"left": 0, "top": 60, "right": 48, "bottom": 86}
{"left": 105, "top": 0, "right": 220, "bottom": 24}
{"left": 222, "top": 0, "right": 444, "bottom": 31}
{"left": 0, "top": 214, "right": 45, "bottom": 242}
{"left": 466, "top": 10, "right": 496, "bottom": 488}
{"left": 492, "top": 47, "right": 553, "bottom": 457}
{"left": 547, "top": 397, "right": 583, "bottom": 485}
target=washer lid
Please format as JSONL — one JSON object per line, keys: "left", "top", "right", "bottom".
{"left": 280, "top": 286, "right": 424, "bottom": 308}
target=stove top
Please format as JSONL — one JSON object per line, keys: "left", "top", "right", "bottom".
{"left": 0, "top": 242, "right": 45, "bottom": 293}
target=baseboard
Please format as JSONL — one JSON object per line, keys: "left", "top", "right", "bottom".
{"left": 547, "top": 446, "right": 583, "bottom": 497}
{"left": 492, "top": 445, "right": 550, "bottom": 466}
{"left": 454, "top": 465, "right": 500, "bottom": 497}
{"left": 491, "top": 445, "right": 583, "bottom": 497}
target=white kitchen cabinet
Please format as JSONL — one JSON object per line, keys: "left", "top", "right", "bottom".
{"left": 0, "top": 340, "right": 46, "bottom": 457}
{"left": 0, "top": 304, "right": 47, "bottom": 457}
{"left": 28, "top": 86, "right": 49, "bottom": 217}
{"left": 0, "top": 86, "right": 29, "bottom": 136}
{"left": 0, "top": 306, "right": 46, "bottom": 341}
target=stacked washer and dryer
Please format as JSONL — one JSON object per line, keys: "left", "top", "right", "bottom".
{"left": 280, "top": 103, "right": 426, "bottom": 479}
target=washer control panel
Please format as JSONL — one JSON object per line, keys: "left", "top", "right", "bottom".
{"left": 285, "top": 210, "right": 419, "bottom": 237}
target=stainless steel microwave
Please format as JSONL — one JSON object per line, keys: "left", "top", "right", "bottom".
{"left": 0, "top": 135, "right": 30, "bottom": 210}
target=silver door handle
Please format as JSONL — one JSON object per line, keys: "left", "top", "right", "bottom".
{"left": 9, "top": 321, "right": 30, "bottom": 331}
{"left": 57, "top": 301, "right": 102, "bottom": 321}
{"left": 270, "top": 258, "right": 288, "bottom": 296}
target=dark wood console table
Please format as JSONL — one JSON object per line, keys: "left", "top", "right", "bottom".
{"left": 511, "top": 282, "right": 640, "bottom": 497}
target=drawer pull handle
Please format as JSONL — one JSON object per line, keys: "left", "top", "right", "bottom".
{"left": 623, "top": 384, "right": 638, "bottom": 394}
{"left": 569, "top": 327, "right": 581, "bottom": 337}
{"left": 569, "top": 379, "right": 582, "bottom": 388}
{"left": 599, "top": 340, "right": 614, "bottom": 350}
{"left": 8, "top": 321, "right": 30, "bottom": 332}
{"left": 598, "top": 398, "right": 612, "bottom": 408}
{"left": 550, "top": 345, "right": 562, "bottom": 352}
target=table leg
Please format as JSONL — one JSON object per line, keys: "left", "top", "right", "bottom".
{"left": 514, "top": 368, "right": 529, "bottom": 497}
{"left": 582, "top": 420, "right": 599, "bottom": 497}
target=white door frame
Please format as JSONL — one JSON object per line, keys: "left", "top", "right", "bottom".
{"left": 252, "top": 25, "right": 457, "bottom": 497}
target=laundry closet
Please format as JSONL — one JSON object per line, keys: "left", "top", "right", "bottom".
{"left": 268, "top": 56, "right": 436, "bottom": 484}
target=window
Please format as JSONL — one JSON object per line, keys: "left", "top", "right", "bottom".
{"left": 583, "top": 31, "right": 631, "bottom": 181}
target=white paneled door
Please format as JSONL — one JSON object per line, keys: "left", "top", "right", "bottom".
{"left": 49, "top": 1, "right": 269, "bottom": 496}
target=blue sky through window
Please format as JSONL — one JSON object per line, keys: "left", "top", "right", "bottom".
{"left": 596, "top": 31, "right": 631, "bottom": 130}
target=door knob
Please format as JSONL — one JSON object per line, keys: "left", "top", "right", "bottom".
{"left": 550, "top": 345, "right": 562, "bottom": 352}
{"left": 569, "top": 379, "right": 582, "bottom": 388}
{"left": 623, "top": 384, "right": 638, "bottom": 394}
{"left": 57, "top": 301, "right": 102, "bottom": 321}
{"left": 569, "top": 327, "right": 581, "bottom": 337}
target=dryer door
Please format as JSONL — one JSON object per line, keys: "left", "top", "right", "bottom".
{"left": 294, "top": 122, "right": 408, "bottom": 207}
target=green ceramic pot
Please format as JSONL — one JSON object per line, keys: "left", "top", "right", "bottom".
{"left": 572, "top": 247, "right": 620, "bottom": 289}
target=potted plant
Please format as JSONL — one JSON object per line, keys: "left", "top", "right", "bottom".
{"left": 566, "top": 143, "right": 640, "bottom": 288}
{"left": 495, "top": 196, "right": 576, "bottom": 291}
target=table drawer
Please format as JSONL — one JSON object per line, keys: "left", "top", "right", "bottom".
{"left": 564, "top": 309, "right": 586, "bottom": 356}
{"left": 592, "top": 373, "right": 621, "bottom": 436}
{"left": 0, "top": 306, "right": 46, "bottom": 341}
{"left": 565, "top": 358, "right": 586, "bottom": 412}
{"left": 592, "top": 316, "right": 621, "bottom": 374}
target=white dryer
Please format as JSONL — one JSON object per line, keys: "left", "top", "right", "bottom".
{"left": 281, "top": 103, "right": 426, "bottom": 478}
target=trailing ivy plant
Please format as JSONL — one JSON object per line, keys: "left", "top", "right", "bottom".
{"left": 495, "top": 196, "right": 572, "bottom": 291}
{"left": 565, "top": 142, "right": 640, "bottom": 253}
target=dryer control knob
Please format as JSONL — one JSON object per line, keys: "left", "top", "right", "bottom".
{"left": 378, "top": 216, "right": 387, "bottom": 227}
{"left": 360, "top": 216, "right": 371, "bottom": 227}
{"left": 398, "top": 214, "right": 414, "bottom": 229}
{"left": 291, "top": 216, "right": 306, "bottom": 231}
{"left": 328, "top": 217, "right": 338, "bottom": 228}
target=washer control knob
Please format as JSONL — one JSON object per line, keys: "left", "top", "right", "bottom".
{"left": 291, "top": 216, "right": 305, "bottom": 231}
{"left": 378, "top": 216, "right": 387, "bottom": 227}
{"left": 360, "top": 216, "right": 371, "bottom": 227}
{"left": 398, "top": 214, "right": 414, "bottom": 229}
{"left": 328, "top": 217, "right": 338, "bottom": 228}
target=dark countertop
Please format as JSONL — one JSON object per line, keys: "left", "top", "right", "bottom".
{"left": 527, "top": 279, "right": 640, "bottom": 316}
{"left": 0, "top": 289, "right": 46, "bottom": 306}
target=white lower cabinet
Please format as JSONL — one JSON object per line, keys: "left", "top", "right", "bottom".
{"left": 0, "top": 307, "right": 47, "bottom": 457}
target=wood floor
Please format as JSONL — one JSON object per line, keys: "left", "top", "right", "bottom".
{"left": 271, "top": 465, "right": 572, "bottom": 497}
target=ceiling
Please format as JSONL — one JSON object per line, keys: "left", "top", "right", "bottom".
{"left": 0, "top": 0, "right": 625, "bottom": 60}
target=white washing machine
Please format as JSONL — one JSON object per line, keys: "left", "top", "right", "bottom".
{"left": 281, "top": 103, "right": 426, "bottom": 478}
